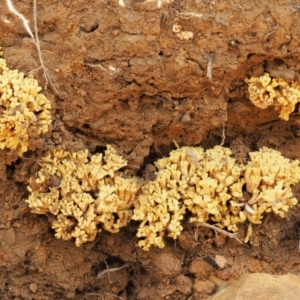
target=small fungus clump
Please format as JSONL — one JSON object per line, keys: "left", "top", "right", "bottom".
{"left": 0, "top": 47, "right": 51, "bottom": 155}
{"left": 243, "top": 147, "right": 300, "bottom": 224}
{"left": 246, "top": 73, "right": 300, "bottom": 120}
{"left": 26, "top": 146, "right": 140, "bottom": 246}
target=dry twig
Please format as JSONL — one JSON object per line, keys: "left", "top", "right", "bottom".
{"left": 96, "top": 263, "right": 131, "bottom": 280}
{"left": 196, "top": 222, "right": 244, "bottom": 245}
{"left": 6, "top": 0, "right": 58, "bottom": 93}
{"left": 206, "top": 52, "right": 215, "bottom": 79}
{"left": 86, "top": 292, "right": 123, "bottom": 300}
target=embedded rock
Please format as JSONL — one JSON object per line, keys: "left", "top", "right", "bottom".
{"left": 212, "top": 273, "right": 300, "bottom": 300}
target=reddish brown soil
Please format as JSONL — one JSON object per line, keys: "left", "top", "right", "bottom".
{"left": 1, "top": 0, "right": 300, "bottom": 299}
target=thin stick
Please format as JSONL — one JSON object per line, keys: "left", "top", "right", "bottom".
{"left": 85, "top": 293, "right": 123, "bottom": 300}
{"left": 172, "top": 140, "right": 180, "bottom": 149}
{"left": 32, "top": 0, "right": 58, "bottom": 93}
{"left": 177, "top": 11, "right": 203, "bottom": 19}
{"left": 104, "top": 294, "right": 123, "bottom": 300}
{"left": 220, "top": 122, "right": 226, "bottom": 146}
{"left": 6, "top": 0, "right": 34, "bottom": 39}
{"left": 265, "top": 24, "right": 279, "bottom": 40}
{"left": 206, "top": 52, "right": 215, "bottom": 79}
{"left": 96, "top": 263, "right": 131, "bottom": 280}
{"left": 85, "top": 63, "right": 106, "bottom": 71}
{"left": 220, "top": 110, "right": 227, "bottom": 146}
{"left": 196, "top": 222, "right": 244, "bottom": 245}
{"left": 84, "top": 63, "right": 121, "bottom": 75}
{"left": 6, "top": 0, "right": 58, "bottom": 93}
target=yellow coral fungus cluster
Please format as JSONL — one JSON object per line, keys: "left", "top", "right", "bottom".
{"left": 133, "top": 146, "right": 246, "bottom": 250}
{"left": 245, "top": 73, "right": 300, "bottom": 121}
{"left": 25, "top": 143, "right": 300, "bottom": 250}
{"left": 0, "top": 47, "right": 51, "bottom": 155}
{"left": 26, "top": 145, "right": 140, "bottom": 246}
{"left": 133, "top": 146, "right": 300, "bottom": 250}
{"left": 243, "top": 147, "right": 300, "bottom": 224}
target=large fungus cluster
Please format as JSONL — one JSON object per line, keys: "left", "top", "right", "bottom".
{"left": 26, "top": 144, "right": 300, "bottom": 250}
{"left": 245, "top": 73, "right": 300, "bottom": 121}
{"left": 26, "top": 145, "right": 140, "bottom": 246}
{"left": 0, "top": 47, "right": 51, "bottom": 155}
{"left": 133, "top": 146, "right": 300, "bottom": 250}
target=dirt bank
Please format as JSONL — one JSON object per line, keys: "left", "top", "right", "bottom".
{"left": 1, "top": 0, "right": 300, "bottom": 299}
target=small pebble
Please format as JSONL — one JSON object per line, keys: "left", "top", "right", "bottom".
{"left": 181, "top": 113, "right": 191, "bottom": 122}
{"left": 177, "top": 231, "right": 197, "bottom": 250}
{"left": 112, "top": 30, "right": 120, "bottom": 36}
{"left": 175, "top": 274, "right": 193, "bottom": 295}
{"left": 13, "top": 222, "right": 21, "bottom": 228}
{"left": 29, "top": 283, "right": 38, "bottom": 293}
{"left": 189, "top": 259, "right": 213, "bottom": 280}
{"left": 193, "top": 279, "right": 216, "bottom": 294}
{"left": 215, "top": 255, "right": 227, "bottom": 269}
{"left": 152, "top": 251, "right": 182, "bottom": 277}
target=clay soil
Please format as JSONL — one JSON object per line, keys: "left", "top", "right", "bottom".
{"left": 1, "top": 0, "right": 300, "bottom": 299}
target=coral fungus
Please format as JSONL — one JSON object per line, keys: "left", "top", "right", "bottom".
{"left": 243, "top": 147, "right": 300, "bottom": 224}
{"left": 26, "top": 146, "right": 140, "bottom": 246}
{"left": 133, "top": 145, "right": 300, "bottom": 250}
{"left": 0, "top": 47, "right": 51, "bottom": 155}
{"left": 245, "top": 73, "right": 300, "bottom": 120}
{"left": 26, "top": 143, "right": 300, "bottom": 250}
{"left": 133, "top": 146, "right": 246, "bottom": 250}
